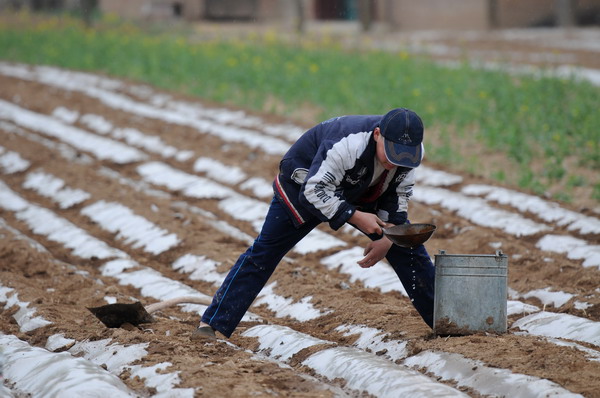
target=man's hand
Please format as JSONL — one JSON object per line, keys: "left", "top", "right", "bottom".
{"left": 357, "top": 237, "right": 393, "bottom": 268}
{"left": 349, "top": 210, "right": 391, "bottom": 235}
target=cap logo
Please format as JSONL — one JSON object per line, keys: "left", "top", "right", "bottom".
{"left": 399, "top": 131, "right": 412, "bottom": 144}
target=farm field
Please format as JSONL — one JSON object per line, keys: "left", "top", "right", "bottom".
{"left": 0, "top": 15, "right": 600, "bottom": 397}
{"left": 2, "top": 16, "right": 599, "bottom": 209}
{"left": 0, "top": 50, "right": 599, "bottom": 397}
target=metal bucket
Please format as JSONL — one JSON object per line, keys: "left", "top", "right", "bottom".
{"left": 433, "top": 250, "right": 508, "bottom": 335}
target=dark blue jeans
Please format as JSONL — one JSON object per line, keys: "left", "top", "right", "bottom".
{"left": 202, "top": 198, "right": 435, "bottom": 337}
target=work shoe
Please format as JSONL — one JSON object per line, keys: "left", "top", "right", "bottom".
{"left": 190, "top": 325, "right": 216, "bottom": 341}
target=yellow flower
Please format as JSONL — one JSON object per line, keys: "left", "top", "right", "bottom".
{"left": 263, "top": 30, "right": 277, "bottom": 45}
{"left": 85, "top": 29, "right": 97, "bottom": 41}
{"left": 103, "top": 13, "right": 120, "bottom": 25}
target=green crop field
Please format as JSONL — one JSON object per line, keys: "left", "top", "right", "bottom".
{"left": 1, "top": 11, "right": 598, "bottom": 205}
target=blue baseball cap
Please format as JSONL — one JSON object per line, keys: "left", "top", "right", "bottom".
{"left": 379, "top": 108, "right": 424, "bottom": 168}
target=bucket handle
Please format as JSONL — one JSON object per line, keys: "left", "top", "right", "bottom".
{"left": 437, "top": 249, "right": 506, "bottom": 261}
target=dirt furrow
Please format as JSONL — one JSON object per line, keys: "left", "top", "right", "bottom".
{"left": 1, "top": 66, "right": 600, "bottom": 397}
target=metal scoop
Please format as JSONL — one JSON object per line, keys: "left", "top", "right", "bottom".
{"left": 383, "top": 224, "right": 436, "bottom": 248}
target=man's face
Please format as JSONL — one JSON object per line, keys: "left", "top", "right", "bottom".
{"left": 374, "top": 128, "right": 397, "bottom": 170}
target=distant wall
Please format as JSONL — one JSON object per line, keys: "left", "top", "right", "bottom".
{"left": 204, "top": 0, "right": 280, "bottom": 21}
{"left": 377, "top": 0, "right": 600, "bottom": 30}
{"left": 100, "top": 0, "right": 203, "bottom": 20}
{"left": 94, "top": 0, "right": 600, "bottom": 28}
{"left": 100, "top": 0, "right": 147, "bottom": 19}
{"left": 385, "top": 0, "right": 490, "bottom": 30}
{"left": 494, "top": 0, "right": 557, "bottom": 27}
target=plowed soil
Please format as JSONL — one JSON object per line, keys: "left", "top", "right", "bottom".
{"left": 1, "top": 49, "right": 599, "bottom": 397}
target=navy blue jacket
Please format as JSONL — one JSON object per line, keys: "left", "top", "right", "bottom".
{"left": 273, "top": 115, "right": 416, "bottom": 230}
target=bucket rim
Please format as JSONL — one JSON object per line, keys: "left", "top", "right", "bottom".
{"left": 435, "top": 250, "right": 507, "bottom": 258}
